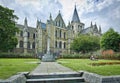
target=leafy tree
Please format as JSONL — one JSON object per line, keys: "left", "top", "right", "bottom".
{"left": 0, "top": 5, "right": 19, "bottom": 52}
{"left": 100, "top": 28, "right": 120, "bottom": 52}
{"left": 71, "top": 35, "right": 100, "bottom": 53}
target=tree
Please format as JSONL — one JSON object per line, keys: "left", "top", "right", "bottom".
{"left": 100, "top": 28, "right": 120, "bottom": 52}
{"left": 70, "top": 35, "right": 100, "bottom": 53}
{"left": 0, "top": 5, "right": 19, "bottom": 52}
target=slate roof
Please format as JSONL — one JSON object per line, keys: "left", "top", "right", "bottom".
{"left": 81, "top": 27, "right": 90, "bottom": 34}
{"left": 41, "top": 22, "right": 46, "bottom": 29}
{"left": 71, "top": 6, "right": 80, "bottom": 23}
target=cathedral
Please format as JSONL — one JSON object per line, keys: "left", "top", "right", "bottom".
{"left": 15, "top": 6, "right": 101, "bottom": 55}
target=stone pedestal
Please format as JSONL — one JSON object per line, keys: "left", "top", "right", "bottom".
{"left": 42, "top": 54, "right": 55, "bottom": 62}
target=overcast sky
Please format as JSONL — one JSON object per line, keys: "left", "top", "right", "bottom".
{"left": 0, "top": 0, "right": 120, "bottom": 33}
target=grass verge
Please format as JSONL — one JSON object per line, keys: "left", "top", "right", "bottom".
{"left": 57, "top": 59, "right": 120, "bottom": 76}
{"left": 0, "top": 58, "right": 39, "bottom": 79}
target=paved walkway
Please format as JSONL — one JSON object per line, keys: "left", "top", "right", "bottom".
{"left": 29, "top": 62, "right": 77, "bottom": 75}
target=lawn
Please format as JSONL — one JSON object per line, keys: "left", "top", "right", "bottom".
{"left": 0, "top": 58, "right": 39, "bottom": 79}
{"left": 57, "top": 59, "right": 120, "bottom": 76}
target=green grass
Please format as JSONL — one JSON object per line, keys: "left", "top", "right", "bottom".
{"left": 0, "top": 58, "right": 39, "bottom": 79}
{"left": 57, "top": 59, "right": 120, "bottom": 76}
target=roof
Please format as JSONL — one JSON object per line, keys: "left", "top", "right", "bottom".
{"left": 80, "top": 27, "right": 90, "bottom": 34}
{"left": 41, "top": 22, "right": 46, "bottom": 29}
{"left": 71, "top": 6, "right": 80, "bottom": 23}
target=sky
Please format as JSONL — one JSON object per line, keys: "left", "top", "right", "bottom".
{"left": 0, "top": 0, "right": 120, "bottom": 33}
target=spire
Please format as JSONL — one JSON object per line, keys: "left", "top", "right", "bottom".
{"left": 24, "top": 17, "right": 28, "bottom": 30}
{"left": 71, "top": 5, "right": 80, "bottom": 23}
{"left": 24, "top": 17, "right": 28, "bottom": 26}
{"left": 99, "top": 25, "right": 101, "bottom": 33}
{"left": 68, "top": 21, "right": 70, "bottom": 25}
{"left": 59, "top": 10, "right": 60, "bottom": 14}
{"left": 94, "top": 22, "right": 98, "bottom": 32}
{"left": 36, "top": 19, "right": 39, "bottom": 28}
{"left": 49, "top": 13, "right": 52, "bottom": 21}
{"left": 91, "top": 21, "right": 93, "bottom": 27}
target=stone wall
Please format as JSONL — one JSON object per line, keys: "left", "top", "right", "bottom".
{"left": 80, "top": 71, "right": 120, "bottom": 83}
{"left": 0, "top": 73, "right": 27, "bottom": 83}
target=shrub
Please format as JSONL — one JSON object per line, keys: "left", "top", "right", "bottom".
{"left": 61, "top": 53, "right": 91, "bottom": 59}
{"left": 0, "top": 52, "right": 36, "bottom": 58}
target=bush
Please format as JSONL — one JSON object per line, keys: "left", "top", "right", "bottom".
{"left": 0, "top": 52, "right": 36, "bottom": 58}
{"left": 61, "top": 51, "right": 120, "bottom": 60}
{"left": 61, "top": 53, "right": 91, "bottom": 59}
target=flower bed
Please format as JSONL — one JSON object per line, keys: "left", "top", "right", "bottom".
{"left": 90, "top": 62, "right": 120, "bottom": 66}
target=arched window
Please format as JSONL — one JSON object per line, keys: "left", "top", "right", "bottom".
{"left": 55, "top": 30, "right": 57, "bottom": 38}
{"left": 55, "top": 41, "right": 57, "bottom": 48}
{"left": 56, "top": 21, "right": 57, "bottom": 26}
{"left": 33, "top": 33, "right": 35, "bottom": 39}
{"left": 64, "top": 32, "right": 66, "bottom": 39}
{"left": 59, "top": 20, "right": 60, "bottom": 27}
{"left": 32, "top": 42, "right": 35, "bottom": 49}
{"left": 19, "top": 41, "right": 23, "bottom": 48}
{"left": 27, "top": 32, "right": 30, "bottom": 38}
{"left": 27, "top": 41, "right": 30, "bottom": 49}
{"left": 64, "top": 42, "right": 66, "bottom": 49}
{"left": 60, "top": 30, "right": 62, "bottom": 38}
{"left": 72, "top": 26, "right": 74, "bottom": 30}
{"left": 59, "top": 41, "right": 62, "bottom": 48}
{"left": 20, "top": 31, "right": 23, "bottom": 37}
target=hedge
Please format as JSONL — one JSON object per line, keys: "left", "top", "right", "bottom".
{"left": 0, "top": 52, "right": 36, "bottom": 58}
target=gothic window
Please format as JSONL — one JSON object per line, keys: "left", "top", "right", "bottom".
{"left": 32, "top": 42, "right": 35, "bottom": 49}
{"left": 59, "top": 41, "right": 62, "bottom": 48}
{"left": 60, "top": 30, "right": 62, "bottom": 38}
{"left": 19, "top": 41, "right": 23, "bottom": 48}
{"left": 72, "top": 26, "right": 74, "bottom": 30}
{"left": 33, "top": 33, "right": 35, "bottom": 39}
{"left": 56, "top": 21, "right": 57, "bottom": 26}
{"left": 64, "top": 32, "right": 66, "bottom": 39}
{"left": 64, "top": 42, "right": 66, "bottom": 49}
{"left": 27, "top": 41, "right": 30, "bottom": 49}
{"left": 59, "top": 20, "right": 60, "bottom": 27}
{"left": 62, "top": 23, "right": 64, "bottom": 28}
{"left": 55, "top": 30, "right": 57, "bottom": 38}
{"left": 27, "top": 32, "right": 30, "bottom": 38}
{"left": 20, "top": 31, "right": 23, "bottom": 37}
{"left": 55, "top": 41, "right": 57, "bottom": 48}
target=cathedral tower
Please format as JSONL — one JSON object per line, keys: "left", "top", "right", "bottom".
{"left": 70, "top": 5, "right": 84, "bottom": 37}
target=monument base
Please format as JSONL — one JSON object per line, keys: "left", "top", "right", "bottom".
{"left": 42, "top": 54, "right": 55, "bottom": 62}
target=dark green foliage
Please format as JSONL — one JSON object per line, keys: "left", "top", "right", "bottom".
{"left": 61, "top": 53, "right": 91, "bottom": 59}
{"left": 100, "top": 28, "right": 120, "bottom": 52}
{"left": 70, "top": 35, "right": 100, "bottom": 53}
{"left": 0, "top": 52, "right": 36, "bottom": 58}
{"left": 0, "top": 5, "right": 19, "bottom": 52}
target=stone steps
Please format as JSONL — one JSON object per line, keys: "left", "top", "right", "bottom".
{"left": 26, "top": 77, "right": 85, "bottom": 83}
{"left": 26, "top": 72, "right": 87, "bottom": 83}
{"left": 27, "top": 72, "right": 83, "bottom": 79}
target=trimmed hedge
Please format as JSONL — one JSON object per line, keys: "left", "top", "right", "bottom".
{"left": 61, "top": 52, "right": 120, "bottom": 60}
{"left": 61, "top": 53, "right": 91, "bottom": 59}
{"left": 0, "top": 52, "right": 36, "bottom": 58}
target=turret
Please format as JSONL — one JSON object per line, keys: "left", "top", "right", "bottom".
{"left": 71, "top": 5, "right": 80, "bottom": 23}
{"left": 99, "top": 25, "right": 101, "bottom": 34}
{"left": 94, "top": 22, "right": 98, "bottom": 32}
{"left": 24, "top": 17, "right": 28, "bottom": 29}
{"left": 49, "top": 13, "right": 52, "bottom": 21}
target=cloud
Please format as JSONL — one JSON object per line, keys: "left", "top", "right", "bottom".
{"left": 0, "top": 0, "right": 120, "bottom": 33}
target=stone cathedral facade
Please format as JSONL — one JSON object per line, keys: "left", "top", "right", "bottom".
{"left": 14, "top": 6, "right": 101, "bottom": 55}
